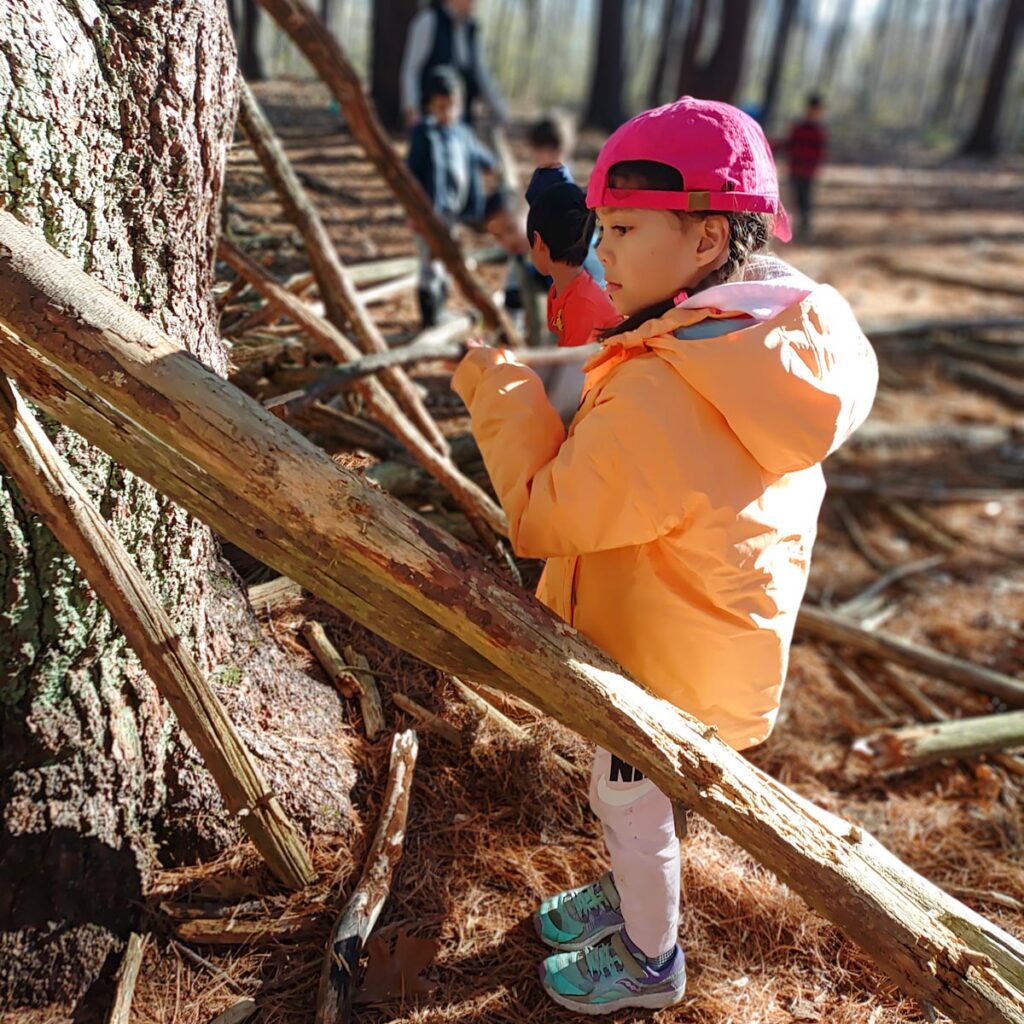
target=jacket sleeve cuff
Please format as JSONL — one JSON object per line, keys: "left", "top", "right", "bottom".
{"left": 451, "top": 347, "right": 516, "bottom": 407}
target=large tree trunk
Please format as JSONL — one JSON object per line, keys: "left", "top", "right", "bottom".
{"left": 961, "top": 0, "right": 1023, "bottom": 155}
{"left": 0, "top": 2, "right": 351, "bottom": 1009}
{"left": 693, "top": 0, "right": 752, "bottom": 104}
{"left": 761, "top": 0, "right": 798, "bottom": 128}
{"left": 370, "top": 0, "right": 420, "bottom": 131}
{"left": 583, "top": 0, "right": 627, "bottom": 131}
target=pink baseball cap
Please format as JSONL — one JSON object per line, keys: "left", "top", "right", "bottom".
{"left": 586, "top": 97, "right": 791, "bottom": 242}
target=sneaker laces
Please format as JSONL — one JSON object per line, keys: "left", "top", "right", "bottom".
{"left": 581, "top": 937, "right": 626, "bottom": 981}
{"left": 567, "top": 882, "right": 611, "bottom": 924}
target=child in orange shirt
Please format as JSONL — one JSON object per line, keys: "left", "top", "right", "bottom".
{"left": 527, "top": 183, "right": 620, "bottom": 348}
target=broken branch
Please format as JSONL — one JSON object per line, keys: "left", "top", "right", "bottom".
{"left": 315, "top": 730, "right": 418, "bottom": 1024}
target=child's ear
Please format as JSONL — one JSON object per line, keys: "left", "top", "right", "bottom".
{"left": 695, "top": 215, "right": 730, "bottom": 270}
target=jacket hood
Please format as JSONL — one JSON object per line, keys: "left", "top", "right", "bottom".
{"left": 585, "top": 265, "right": 878, "bottom": 475}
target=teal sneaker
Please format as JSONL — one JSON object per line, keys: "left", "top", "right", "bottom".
{"left": 539, "top": 931, "right": 687, "bottom": 1015}
{"left": 534, "top": 872, "right": 624, "bottom": 951}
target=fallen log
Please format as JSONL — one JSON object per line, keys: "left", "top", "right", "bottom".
{"left": 219, "top": 237, "right": 508, "bottom": 537}
{"left": 345, "top": 245, "right": 506, "bottom": 288}
{"left": 880, "top": 666, "right": 1024, "bottom": 779}
{"left": 826, "top": 474, "right": 1018, "bottom": 503}
{"left": 248, "top": 575, "right": 305, "bottom": 611}
{"left": 3, "top": 211, "right": 1024, "bottom": 1022}
{"left": 837, "top": 554, "right": 946, "bottom": 618}
{"left": 106, "top": 932, "right": 147, "bottom": 1024}
{"left": 863, "top": 711, "right": 1024, "bottom": 771}
{"left": 943, "top": 358, "right": 1024, "bottom": 409}
{"left": 315, "top": 730, "right": 418, "bottom": 1024}
{"left": 251, "top": 0, "right": 517, "bottom": 342}
{"left": 798, "top": 604, "right": 1024, "bottom": 707}
{"left": 236, "top": 81, "right": 448, "bottom": 455}
{"left": 0, "top": 375, "right": 315, "bottom": 890}
{"left": 862, "top": 315, "right": 1024, "bottom": 339}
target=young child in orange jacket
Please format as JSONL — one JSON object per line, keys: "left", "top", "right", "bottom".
{"left": 452, "top": 97, "right": 878, "bottom": 1014}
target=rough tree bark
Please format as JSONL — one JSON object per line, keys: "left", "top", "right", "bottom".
{"left": 371, "top": 0, "right": 421, "bottom": 131}
{"left": 0, "top": 3, "right": 351, "bottom": 1009}
{"left": 583, "top": 0, "right": 627, "bottom": 131}
{"left": 2, "top": 215, "right": 1024, "bottom": 1023}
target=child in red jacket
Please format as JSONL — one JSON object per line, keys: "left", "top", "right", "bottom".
{"left": 527, "top": 183, "right": 620, "bottom": 349}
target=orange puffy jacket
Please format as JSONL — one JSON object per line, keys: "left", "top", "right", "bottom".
{"left": 453, "top": 283, "right": 877, "bottom": 750}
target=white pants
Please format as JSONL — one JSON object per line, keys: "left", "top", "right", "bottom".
{"left": 589, "top": 747, "right": 681, "bottom": 957}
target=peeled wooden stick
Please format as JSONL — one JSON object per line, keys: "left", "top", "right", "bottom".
{"left": 392, "top": 692, "right": 463, "bottom": 746}
{"left": 219, "top": 239, "right": 508, "bottom": 537}
{"left": 106, "top": 932, "right": 147, "bottom": 1024}
{"left": 344, "top": 646, "right": 386, "bottom": 740}
{"left": 0, "top": 376, "right": 315, "bottom": 890}
{"left": 798, "top": 604, "right": 1024, "bottom": 706}
{"left": 303, "top": 621, "right": 359, "bottom": 698}
{"left": 451, "top": 677, "right": 583, "bottom": 777}
{"left": 864, "top": 711, "right": 1024, "bottom": 771}
{"left": 236, "top": 79, "right": 449, "bottom": 455}
{"left": 315, "top": 730, "right": 418, "bottom": 1024}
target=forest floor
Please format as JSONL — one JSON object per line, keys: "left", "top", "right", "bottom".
{"left": 15, "top": 81, "right": 1024, "bottom": 1024}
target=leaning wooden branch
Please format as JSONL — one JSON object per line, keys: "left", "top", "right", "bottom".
{"left": 862, "top": 710, "right": 1024, "bottom": 772}
{"left": 2, "top": 211, "right": 1023, "bottom": 1023}
{"left": 798, "top": 604, "right": 1024, "bottom": 706}
{"left": 235, "top": 79, "right": 448, "bottom": 455}
{"left": 252, "top": 0, "right": 517, "bottom": 342}
{"left": 316, "top": 730, "right": 418, "bottom": 1024}
{"left": 218, "top": 238, "right": 508, "bottom": 538}
{"left": 0, "top": 373, "right": 315, "bottom": 890}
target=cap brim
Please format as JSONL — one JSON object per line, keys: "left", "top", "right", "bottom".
{"left": 773, "top": 204, "right": 792, "bottom": 243}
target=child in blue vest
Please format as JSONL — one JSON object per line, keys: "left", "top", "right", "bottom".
{"left": 400, "top": 0, "right": 506, "bottom": 128}
{"left": 407, "top": 65, "right": 496, "bottom": 327}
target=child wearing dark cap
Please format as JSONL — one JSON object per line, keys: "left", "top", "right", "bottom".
{"left": 526, "top": 183, "right": 619, "bottom": 349}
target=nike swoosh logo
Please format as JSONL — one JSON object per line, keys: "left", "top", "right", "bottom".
{"left": 595, "top": 775, "right": 656, "bottom": 807}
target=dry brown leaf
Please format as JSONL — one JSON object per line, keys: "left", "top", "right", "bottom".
{"left": 353, "top": 928, "right": 440, "bottom": 1005}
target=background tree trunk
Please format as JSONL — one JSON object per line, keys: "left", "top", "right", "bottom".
{"left": 761, "top": 0, "right": 799, "bottom": 127}
{"left": 961, "top": 0, "right": 1023, "bottom": 155}
{"left": 675, "top": 0, "right": 709, "bottom": 99}
{"left": 0, "top": 2, "right": 351, "bottom": 1009}
{"left": 693, "top": 0, "right": 752, "bottom": 104}
{"left": 371, "top": 0, "right": 420, "bottom": 130}
{"left": 239, "top": 0, "right": 267, "bottom": 80}
{"left": 584, "top": 0, "right": 627, "bottom": 131}
{"left": 647, "top": 0, "right": 685, "bottom": 108}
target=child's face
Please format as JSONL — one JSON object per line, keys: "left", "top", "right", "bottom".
{"left": 594, "top": 207, "right": 729, "bottom": 315}
{"left": 486, "top": 208, "right": 528, "bottom": 255}
{"left": 531, "top": 144, "right": 564, "bottom": 168}
{"left": 427, "top": 93, "right": 461, "bottom": 126}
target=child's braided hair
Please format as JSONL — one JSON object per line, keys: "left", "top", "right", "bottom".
{"left": 598, "top": 160, "right": 772, "bottom": 338}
